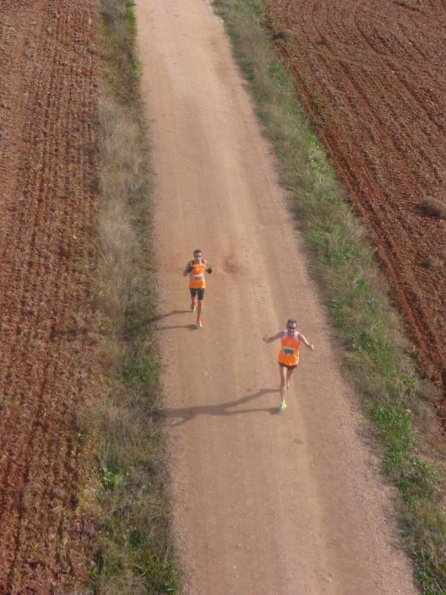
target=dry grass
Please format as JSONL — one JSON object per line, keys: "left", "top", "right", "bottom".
{"left": 77, "top": 1, "right": 179, "bottom": 592}
{"left": 97, "top": 100, "right": 144, "bottom": 328}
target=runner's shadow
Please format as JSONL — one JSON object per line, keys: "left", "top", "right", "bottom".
{"left": 150, "top": 309, "right": 198, "bottom": 331}
{"left": 126, "top": 310, "right": 190, "bottom": 336}
{"left": 163, "top": 388, "right": 279, "bottom": 426}
{"left": 148, "top": 309, "right": 190, "bottom": 323}
{"left": 157, "top": 323, "right": 198, "bottom": 331}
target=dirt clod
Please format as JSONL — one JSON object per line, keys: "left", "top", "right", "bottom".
{"left": 419, "top": 197, "right": 446, "bottom": 220}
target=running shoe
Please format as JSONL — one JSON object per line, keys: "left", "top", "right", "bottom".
{"left": 191, "top": 303, "right": 197, "bottom": 312}
{"left": 196, "top": 320, "right": 202, "bottom": 328}
{"left": 285, "top": 382, "right": 290, "bottom": 391}
{"left": 278, "top": 401, "right": 287, "bottom": 412}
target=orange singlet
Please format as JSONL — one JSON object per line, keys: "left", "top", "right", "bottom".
{"left": 278, "top": 331, "right": 301, "bottom": 366}
{"left": 189, "top": 262, "right": 206, "bottom": 289}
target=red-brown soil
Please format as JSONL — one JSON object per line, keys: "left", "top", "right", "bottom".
{"left": 0, "top": 0, "right": 99, "bottom": 591}
{"left": 266, "top": 1, "right": 446, "bottom": 414}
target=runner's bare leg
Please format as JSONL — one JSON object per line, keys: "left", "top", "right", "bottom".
{"left": 278, "top": 365, "right": 286, "bottom": 404}
{"left": 286, "top": 366, "right": 297, "bottom": 389}
{"left": 197, "top": 299, "right": 203, "bottom": 323}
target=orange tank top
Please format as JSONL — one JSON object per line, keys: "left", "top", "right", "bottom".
{"left": 189, "top": 262, "right": 206, "bottom": 289}
{"left": 278, "top": 331, "right": 301, "bottom": 366}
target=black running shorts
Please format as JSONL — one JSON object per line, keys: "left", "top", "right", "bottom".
{"left": 190, "top": 287, "right": 205, "bottom": 300}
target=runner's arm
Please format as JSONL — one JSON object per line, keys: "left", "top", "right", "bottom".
{"left": 263, "top": 331, "right": 284, "bottom": 343}
{"left": 298, "top": 332, "right": 315, "bottom": 350}
{"left": 183, "top": 261, "right": 193, "bottom": 276}
{"left": 202, "top": 258, "right": 212, "bottom": 274}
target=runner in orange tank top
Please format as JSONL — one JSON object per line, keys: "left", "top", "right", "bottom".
{"left": 183, "top": 248, "right": 212, "bottom": 327}
{"left": 263, "top": 319, "right": 314, "bottom": 412}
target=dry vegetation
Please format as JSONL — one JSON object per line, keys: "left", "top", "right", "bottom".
{"left": 77, "top": 1, "right": 179, "bottom": 592}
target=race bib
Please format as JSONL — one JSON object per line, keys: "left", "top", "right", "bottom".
{"left": 284, "top": 347, "right": 295, "bottom": 356}
{"left": 193, "top": 274, "right": 204, "bottom": 281}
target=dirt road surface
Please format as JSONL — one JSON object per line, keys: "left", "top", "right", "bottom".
{"left": 136, "top": 1, "right": 418, "bottom": 593}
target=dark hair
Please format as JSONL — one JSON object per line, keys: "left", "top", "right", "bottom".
{"left": 287, "top": 319, "right": 297, "bottom": 327}
{"left": 193, "top": 248, "right": 202, "bottom": 256}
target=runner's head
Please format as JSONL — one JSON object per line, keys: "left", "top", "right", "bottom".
{"left": 193, "top": 248, "right": 203, "bottom": 262}
{"left": 287, "top": 319, "right": 297, "bottom": 334}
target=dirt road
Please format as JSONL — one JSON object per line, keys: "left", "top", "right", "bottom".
{"left": 136, "top": 1, "right": 418, "bottom": 593}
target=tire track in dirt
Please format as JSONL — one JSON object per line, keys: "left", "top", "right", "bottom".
{"left": 268, "top": 0, "right": 446, "bottom": 417}
{"left": 0, "top": 1, "right": 99, "bottom": 591}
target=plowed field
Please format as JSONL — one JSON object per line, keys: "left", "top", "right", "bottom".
{"left": 266, "top": 1, "right": 446, "bottom": 414}
{"left": 0, "top": 0, "right": 98, "bottom": 591}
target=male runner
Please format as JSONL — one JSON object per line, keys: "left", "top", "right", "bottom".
{"left": 263, "top": 319, "right": 314, "bottom": 412}
{"left": 183, "top": 249, "right": 212, "bottom": 327}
